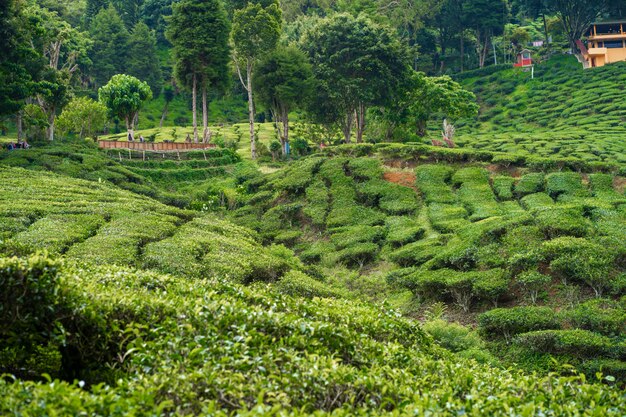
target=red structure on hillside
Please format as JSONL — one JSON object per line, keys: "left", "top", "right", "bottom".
{"left": 514, "top": 49, "right": 533, "bottom": 67}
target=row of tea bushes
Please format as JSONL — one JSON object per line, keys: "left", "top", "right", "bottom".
{"left": 1, "top": 253, "right": 625, "bottom": 415}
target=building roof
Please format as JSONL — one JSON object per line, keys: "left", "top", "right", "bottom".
{"left": 590, "top": 20, "right": 626, "bottom": 26}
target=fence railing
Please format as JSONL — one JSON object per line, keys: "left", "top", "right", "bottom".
{"left": 98, "top": 140, "right": 216, "bottom": 151}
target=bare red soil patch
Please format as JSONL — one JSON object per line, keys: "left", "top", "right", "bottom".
{"left": 383, "top": 171, "right": 417, "bottom": 190}
{"left": 614, "top": 176, "right": 626, "bottom": 194}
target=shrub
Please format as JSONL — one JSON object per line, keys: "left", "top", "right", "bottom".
{"left": 479, "top": 306, "right": 561, "bottom": 341}
{"left": 330, "top": 225, "right": 385, "bottom": 250}
{"left": 334, "top": 243, "right": 379, "bottom": 268}
{"left": 415, "top": 165, "right": 455, "bottom": 204}
{"left": 385, "top": 216, "right": 425, "bottom": 247}
{"left": 564, "top": 299, "right": 626, "bottom": 336}
{"left": 543, "top": 237, "right": 614, "bottom": 294}
{"left": 0, "top": 255, "right": 65, "bottom": 378}
{"left": 274, "top": 270, "right": 345, "bottom": 299}
{"left": 545, "top": 172, "right": 588, "bottom": 198}
{"left": 388, "top": 238, "right": 442, "bottom": 266}
{"left": 493, "top": 176, "right": 515, "bottom": 200}
{"left": 422, "top": 319, "right": 484, "bottom": 353}
{"left": 516, "top": 271, "right": 552, "bottom": 304}
{"left": 515, "top": 173, "right": 544, "bottom": 197}
{"left": 515, "top": 329, "right": 617, "bottom": 359}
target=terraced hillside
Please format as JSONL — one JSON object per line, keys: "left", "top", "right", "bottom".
{"left": 0, "top": 167, "right": 299, "bottom": 283}
{"left": 232, "top": 153, "right": 626, "bottom": 378}
{"left": 454, "top": 55, "right": 626, "bottom": 164}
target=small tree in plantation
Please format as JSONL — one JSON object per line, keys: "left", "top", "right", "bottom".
{"left": 57, "top": 96, "right": 107, "bottom": 139}
{"left": 98, "top": 74, "right": 152, "bottom": 141}
{"left": 254, "top": 46, "right": 313, "bottom": 156}
{"left": 231, "top": 1, "right": 282, "bottom": 159}
{"left": 408, "top": 73, "right": 478, "bottom": 137}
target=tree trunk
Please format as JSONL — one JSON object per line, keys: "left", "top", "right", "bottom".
{"left": 160, "top": 101, "right": 169, "bottom": 128}
{"left": 125, "top": 116, "right": 134, "bottom": 141}
{"left": 192, "top": 73, "right": 198, "bottom": 143}
{"left": 277, "top": 106, "right": 290, "bottom": 155}
{"left": 416, "top": 119, "right": 427, "bottom": 137}
{"left": 356, "top": 103, "right": 366, "bottom": 143}
{"left": 202, "top": 84, "right": 210, "bottom": 143}
{"left": 16, "top": 112, "right": 22, "bottom": 141}
{"left": 47, "top": 108, "right": 56, "bottom": 141}
{"left": 460, "top": 35, "right": 465, "bottom": 72}
{"left": 342, "top": 110, "right": 354, "bottom": 144}
{"left": 542, "top": 13, "right": 549, "bottom": 44}
{"left": 246, "top": 61, "right": 256, "bottom": 160}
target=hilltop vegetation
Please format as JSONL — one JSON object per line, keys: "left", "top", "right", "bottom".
{"left": 0, "top": 161, "right": 625, "bottom": 415}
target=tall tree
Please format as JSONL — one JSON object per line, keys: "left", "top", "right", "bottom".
{"left": 127, "top": 22, "right": 163, "bottom": 95}
{"left": 463, "top": 0, "right": 508, "bottom": 68}
{"left": 231, "top": 1, "right": 282, "bottom": 159}
{"left": 301, "top": 13, "right": 411, "bottom": 143}
{"left": 254, "top": 46, "right": 314, "bottom": 155}
{"left": 89, "top": 5, "right": 129, "bottom": 88}
{"left": 26, "top": 4, "right": 90, "bottom": 140}
{"left": 167, "top": 0, "right": 231, "bottom": 143}
{"left": 99, "top": 74, "right": 152, "bottom": 141}
{"left": 546, "top": 0, "right": 610, "bottom": 52}
{"left": 85, "top": 0, "right": 110, "bottom": 24}
{"left": 0, "top": 0, "right": 41, "bottom": 118}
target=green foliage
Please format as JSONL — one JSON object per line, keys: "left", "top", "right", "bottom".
{"left": 57, "top": 97, "right": 108, "bottom": 139}
{"left": 126, "top": 22, "right": 163, "bottom": 95}
{"left": 89, "top": 5, "right": 130, "bottom": 88}
{"left": 423, "top": 319, "right": 485, "bottom": 353}
{"left": 516, "top": 270, "right": 552, "bottom": 304}
{"left": 479, "top": 306, "right": 561, "bottom": 341}
{"left": 275, "top": 270, "right": 345, "bottom": 299}
{"left": 0, "top": 255, "right": 64, "bottom": 378}
{"left": 515, "top": 173, "right": 544, "bottom": 197}
{"left": 516, "top": 329, "right": 620, "bottom": 359}
{"left": 564, "top": 299, "right": 626, "bottom": 336}
{"left": 98, "top": 74, "right": 153, "bottom": 125}
{"left": 493, "top": 176, "right": 515, "bottom": 200}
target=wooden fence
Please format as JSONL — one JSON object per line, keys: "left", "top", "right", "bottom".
{"left": 98, "top": 141, "right": 216, "bottom": 151}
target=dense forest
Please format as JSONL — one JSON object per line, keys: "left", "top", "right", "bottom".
{"left": 3, "top": 0, "right": 626, "bottom": 151}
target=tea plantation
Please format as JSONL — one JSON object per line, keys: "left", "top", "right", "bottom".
{"left": 1, "top": 141, "right": 626, "bottom": 414}
{"left": 231, "top": 148, "right": 626, "bottom": 380}
{"left": 452, "top": 55, "right": 626, "bottom": 166}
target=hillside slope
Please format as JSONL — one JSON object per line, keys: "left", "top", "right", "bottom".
{"left": 455, "top": 56, "right": 626, "bottom": 165}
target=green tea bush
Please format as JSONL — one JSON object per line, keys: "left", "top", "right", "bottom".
{"left": 564, "top": 299, "right": 626, "bottom": 336}
{"left": 515, "top": 329, "right": 618, "bottom": 359}
{"left": 422, "top": 319, "right": 485, "bottom": 353}
{"left": 543, "top": 237, "right": 614, "bottom": 294}
{"left": 516, "top": 271, "right": 552, "bottom": 304}
{"left": 303, "top": 179, "right": 329, "bottom": 227}
{"left": 545, "top": 172, "right": 589, "bottom": 198}
{"left": 0, "top": 255, "right": 65, "bottom": 378}
{"left": 385, "top": 216, "right": 425, "bottom": 247}
{"left": 479, "top": 306, "right": 561, "bottom": 341}
{"left": 493, "top": 176, "right": 515, "bottom": 200}
{"left": 515, "top": 173, "right": 544, "bottom": 197}
{"left": 453, "top": 168, "right": 501, "bottom": 220}
{"left": 532, "top": 205, "right": 589, "bottom": 238}
{"left": 330, "top": 225, "right": 385, "bottom": 250}
{"left": 274, "top": 270, "right": 345, "bottom": 299}
{"left": 388, "top": 238, "right": 442, "bottom": 266}
{"left": 11, "top": 214, "right": 105, "bottom": 254}
{"left": 415, "top": 165, "right": 456, "bottom": 204}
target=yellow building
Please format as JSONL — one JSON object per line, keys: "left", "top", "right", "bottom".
{"left": 580, "top": 21, "right": 626, "bottom": 68}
